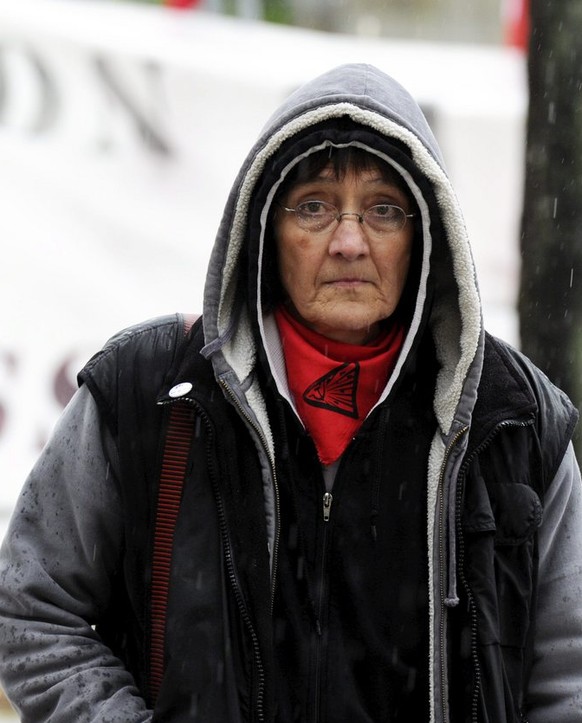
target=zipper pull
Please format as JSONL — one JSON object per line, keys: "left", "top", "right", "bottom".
{"left": 322, "top": 492, "right": 333, "bottom": 522}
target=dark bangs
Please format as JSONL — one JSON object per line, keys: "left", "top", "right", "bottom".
{"left": 275, "top": 145, "right": 411, "bottom": 202}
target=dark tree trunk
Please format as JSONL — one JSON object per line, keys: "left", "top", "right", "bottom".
{"left": 519, "top": 0, "right": 582, "bottom": 451}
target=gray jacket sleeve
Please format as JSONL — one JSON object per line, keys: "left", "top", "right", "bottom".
{"left": 527, "top": 442, "right": 582, "bottom": 721}
{"left": 0, "top": 385, "right": 152, "bottom": 723}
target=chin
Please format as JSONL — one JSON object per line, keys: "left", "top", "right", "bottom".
{"left": 316, "top": 316, "right": 386, "bottom": 344}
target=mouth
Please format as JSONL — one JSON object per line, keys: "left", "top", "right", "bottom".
{"left": 325, "top": 278, "right": 370, "bottom": 287}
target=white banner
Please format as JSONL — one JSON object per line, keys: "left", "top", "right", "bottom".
{"left": 0, "top": 0, "right": 526, "bottom": 535}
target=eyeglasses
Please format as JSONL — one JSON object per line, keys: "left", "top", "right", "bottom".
{"left": 281, "top": 200, "right": 415, "bottom": 234}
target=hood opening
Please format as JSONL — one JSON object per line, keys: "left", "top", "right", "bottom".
{"left": 240, "top": 120, "right": 444, "bottom": 412}
{"left": 244, "top": 119, "right": 437, "bottom": 335}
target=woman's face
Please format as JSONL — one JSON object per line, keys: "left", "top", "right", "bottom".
{"left": 274, "top": 162, "right": 415, "bottom": 345}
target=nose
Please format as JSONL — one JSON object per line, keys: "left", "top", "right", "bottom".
{"left": 328, "top": 214, "right": 369, "bottom": 259}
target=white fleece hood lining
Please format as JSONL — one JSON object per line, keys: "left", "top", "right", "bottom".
{"left": 214, "top": 102, "right": 482, "bottom": 438}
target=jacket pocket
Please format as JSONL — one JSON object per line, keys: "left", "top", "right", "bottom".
{"left": 461, "top": 471, "right": 542, "bottom": 648}
{"left": 489, "top": 483, "right": 542, "bottom": 545}
{"left": 490, "top": 481, "right": 542, "bottom": 650}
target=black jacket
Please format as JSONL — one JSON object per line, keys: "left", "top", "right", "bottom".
{"left": 78, "top": 313, "right": 577, "bottom": 722}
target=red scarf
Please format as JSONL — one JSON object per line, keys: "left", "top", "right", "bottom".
{"left": 274, "top": 307, "right": 405, "bottom": 465}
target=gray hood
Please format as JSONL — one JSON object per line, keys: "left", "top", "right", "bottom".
{"left": 201, "top": 62, "right": 483, "bottom": 443}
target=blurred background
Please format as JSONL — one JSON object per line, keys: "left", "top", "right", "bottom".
{"left": 0, "top": 0, "right": 552, "bottom": 718}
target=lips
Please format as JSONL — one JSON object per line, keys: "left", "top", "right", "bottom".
{"left": 325, "top": 278, "right": 370, "bottom": 286}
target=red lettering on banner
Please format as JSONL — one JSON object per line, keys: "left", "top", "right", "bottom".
{"left": 0, "top": 348, "right": 82, "bottom": 448}
{"left": 53, "top": 355, "right": 78, "bottom": 410}
{"left": 0, "top": 351, "right": 18, "bottom": 438}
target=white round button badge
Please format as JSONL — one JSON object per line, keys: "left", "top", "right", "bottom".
{"left": 168, "top": 382, "right": 193, "bottom": 398}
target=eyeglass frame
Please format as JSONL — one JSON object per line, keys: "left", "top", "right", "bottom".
{"left": 280, "top": 199, "right": 416, "bottom": 235}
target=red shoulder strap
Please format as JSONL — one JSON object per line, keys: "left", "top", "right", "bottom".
{"left": 149, "top": 313, "right": 199, "bottom": 703}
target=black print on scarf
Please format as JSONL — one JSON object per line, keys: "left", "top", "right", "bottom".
{"left": 303, "top": 362, "right": 359, "bottom": 418}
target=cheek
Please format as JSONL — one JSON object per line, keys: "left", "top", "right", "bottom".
{"left": 277, "top": 244, "right": 299, "bottom": 295}
{"left": 378, "top": 244, "right": 413, "bottom": 294}
{"left": 278, "top": 252, "right": 315, "bottom": 309}
{"left": 276, "top": 230, "right": 316, "bottom": 295}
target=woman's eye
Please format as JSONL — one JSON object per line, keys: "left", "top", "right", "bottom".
{"left": 301, "top": 201, "right": 328, "bottom": 215}
{"left": 373, "top": 204, "right": 395, "bottom": 217}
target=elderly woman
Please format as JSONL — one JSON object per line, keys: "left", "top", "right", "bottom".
{"left": 0, "top": 64, "right": 581, "bottom": 723}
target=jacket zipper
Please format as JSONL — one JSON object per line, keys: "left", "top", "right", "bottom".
{"left": 323, "top": 492, "right": 333, "bottom": 522}
{"left": 218, "top": 379, "right": 282, "bottom": 722}
{"left": 218, "top": 379, "right": 281, "bottom": 610}
{"left": 313, "top": 491, "right": 333, "bottom": 722}
{"left": 454, "top": 417, "right": 534, "bottom": 723}
{"left": 436, "top": 425, "right": 468, "bottom": 723}
{"left": 164, "top": 394, "right": 270, "bottom": 723}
